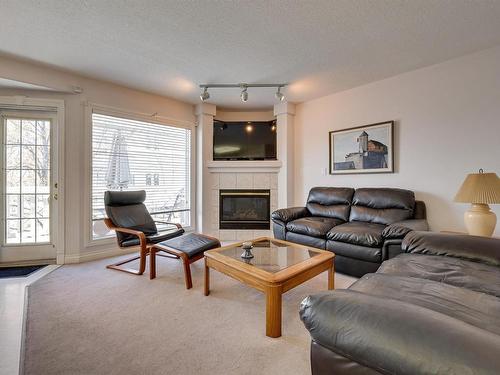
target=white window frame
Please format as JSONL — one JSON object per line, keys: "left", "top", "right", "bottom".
{"left": 83, "top": 102, "right": 196, "bottom": 248}
{"left": 0, "top": 96, "right": 65, "bottom": 263}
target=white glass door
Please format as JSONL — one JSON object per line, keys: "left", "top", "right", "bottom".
{"left": 0, "top": 112, "right": 58, "bottom": 263}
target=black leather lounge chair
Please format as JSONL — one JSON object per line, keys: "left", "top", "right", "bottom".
{"left": 103, "top": 190, "right": 185, "bottom": 276}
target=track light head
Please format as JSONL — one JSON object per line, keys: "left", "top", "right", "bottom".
{"left": 200, "top": 87, "right": 210, "bottom": 101}
{"left": 275, "top": 87, "right": 285, "bottom": 102}
{"left": 240, "top": 86, "right": 248, "bottom": 102}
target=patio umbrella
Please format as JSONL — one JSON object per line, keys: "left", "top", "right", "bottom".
{"left": 106, "top": 130, "right": 131, "bottom": 190}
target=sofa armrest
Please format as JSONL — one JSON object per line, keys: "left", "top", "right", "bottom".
{"left": 300, "top": 290, "right": 500, "bottom": 374}
{"left": 402, "top": 231, "right": 500, "bottom": 267}
{"left": 271, "top": 207, "right": 309, "bottom": 225}
{"left": 382, "top": 219, "right": 429, "bottom": 240}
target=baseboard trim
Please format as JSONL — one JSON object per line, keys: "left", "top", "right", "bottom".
{"left": 64, "top": 247, "right": 137, "bottom": 264}
{"left": 0, "top": 259, "right": 56, "bottom": 268}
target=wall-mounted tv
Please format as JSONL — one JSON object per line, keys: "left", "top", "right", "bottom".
{"left": 213, "top": 120, "right": 277, "bottom": 160}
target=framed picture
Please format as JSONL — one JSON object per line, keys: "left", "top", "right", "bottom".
{"left": 329, "top": 121, "right": 394, "bottom": 174}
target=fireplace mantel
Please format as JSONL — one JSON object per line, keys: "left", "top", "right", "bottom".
{"left": 207, "top": 160, "right": 282, "bottom": 173}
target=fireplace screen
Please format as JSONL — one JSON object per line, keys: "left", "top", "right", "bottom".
{"left": 219, "top": 190, "right": 271, "bottom": 230}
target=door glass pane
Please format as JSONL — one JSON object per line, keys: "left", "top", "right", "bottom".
{"left": 6, "top": 219, "right": 20, "bottom": 244}
{"left": 6, "top": 195, "right": 20, "bottom": 218}
{"left": 6, "top": 119, "right": 20, "bottom": 144}
{"left": 4, "top": 118, "right": 51, "bottom": 244}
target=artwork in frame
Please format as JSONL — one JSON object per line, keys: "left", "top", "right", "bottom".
{"left": 329, "top": 121, "right": 394, "bottom": 174}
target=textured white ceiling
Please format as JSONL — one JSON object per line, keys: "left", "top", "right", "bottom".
{"left": 0, "top": 78, "right": 55, "bottom": 91}
{"left": 1, "top": 0, "right": 500, "bottom": 109}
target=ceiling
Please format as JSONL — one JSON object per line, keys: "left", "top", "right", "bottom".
{"left": 0, "top": 78, "right": 56, "bottom": 91}
{"left": 2, "top": 1, "right": 500, "bottom": 109}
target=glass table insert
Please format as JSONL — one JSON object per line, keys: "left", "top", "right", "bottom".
{"left": 218, "top": 239, "right": 320, "bottom": 273}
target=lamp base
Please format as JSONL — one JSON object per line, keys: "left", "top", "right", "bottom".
{"left": 464, "top": 203, "right": 497, "bottom": 237}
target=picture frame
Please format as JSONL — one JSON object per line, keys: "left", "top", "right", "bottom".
{"left": 329, "top": 121, "right": 394, "bottom": 174}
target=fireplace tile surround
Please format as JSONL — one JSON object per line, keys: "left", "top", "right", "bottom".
{"left": 208, "top": 172, "right": 278, "bottom": 241}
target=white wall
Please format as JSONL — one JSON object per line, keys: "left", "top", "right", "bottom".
{"left": 215, "top": 109, "right": 274, "bottom": 122}
{"left": 0, "top": 55, "right": 195, "bottom": 262}
{"left": 294, "top": 45, "right": 500, "bottom": 235}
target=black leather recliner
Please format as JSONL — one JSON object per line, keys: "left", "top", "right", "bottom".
{"left": 272, "top": 187, "right": 428, "bottom": 277}
{"left": 300, "top": 232, "right": 500, "bottom": 374}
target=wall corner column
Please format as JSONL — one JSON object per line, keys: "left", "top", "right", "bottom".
{"left": 274, "top": 102, "right": 296, "bottom": 209}
{"left": 194, "top": 103, "right": 216, "bottom": 233}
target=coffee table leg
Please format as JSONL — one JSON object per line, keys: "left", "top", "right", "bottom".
{"left": 266, "top": 286, "right": 282, "bottom": 338}
{"left": 328, "top": 261, "right": 335, "bottom": 290}
{"left": 204, "top": 257, "right": 210, "bottom": 296}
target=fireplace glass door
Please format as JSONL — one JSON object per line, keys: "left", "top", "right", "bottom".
{"left": 219, "top": 190, "right": 270, "bottom": 230}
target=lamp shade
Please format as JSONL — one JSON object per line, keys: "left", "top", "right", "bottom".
{"left": 454, "top": 171, "right": 500, "bottom": 204}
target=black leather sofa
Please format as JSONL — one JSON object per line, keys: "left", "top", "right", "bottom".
{"left": 272, "top": 187, "right": 428, "bottom": 277}
{"left": 300, "top": 232, "right": 500, "bottom": 374}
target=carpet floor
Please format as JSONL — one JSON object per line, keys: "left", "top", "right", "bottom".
{"left": 22, "top": 254, "right": 356, "bottom": 375}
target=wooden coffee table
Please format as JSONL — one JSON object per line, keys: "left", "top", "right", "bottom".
{"left": 204, "top": 237, "right": 335, "bottom": 338}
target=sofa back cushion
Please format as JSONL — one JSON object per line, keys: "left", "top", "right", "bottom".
{"left": 306, "top": 187, "right": 354, "bottom": 221}
{"left": 349, "top": 188, "right": 415, "bottom": 225}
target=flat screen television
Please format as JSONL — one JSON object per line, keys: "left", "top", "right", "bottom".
{"left": 213, "top": 120, "right": 277, "bottom": 160}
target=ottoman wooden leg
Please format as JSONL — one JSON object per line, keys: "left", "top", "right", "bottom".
{"left": 150, "top": 247, "right": 157, "bottom": 280}
{"left": 181, "top": 254, "right": 193, "bottom": 289}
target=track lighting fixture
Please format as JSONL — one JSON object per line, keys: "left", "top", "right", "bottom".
{"left": 275, "top": 87, "right": 285, "bottom": 102}
{"left": 198, "top": 83, "right": 287, "bottom": 103}
{"left": 200, "top": 87, "right": 210, "bottom": 101}
{"left": 240, "top": 86, "right": 248, "bottom": 102}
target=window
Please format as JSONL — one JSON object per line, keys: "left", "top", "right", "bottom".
{"left": 3, "top": 117, "right": 51, "bottom": 244}
{"left": 91, "top": 113, "right": 192, "bottom": 240}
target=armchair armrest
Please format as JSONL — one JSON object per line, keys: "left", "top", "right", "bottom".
{"left": 402, "top": 231, "right": 500, "bottom": 266}
{"left": 271, "top": 207, "right": 309, "bottom": 225}
{"left": 154, "top": 221, "right": 183, "bottom": 229}
{"left": 300, "top": 290, "right": 500, "bottom": 374}
{"left": 382, "top": 219, "right": 429, "bottom": 240}
{"left": 104, "top": 218, "right": 147, "bottom": 248}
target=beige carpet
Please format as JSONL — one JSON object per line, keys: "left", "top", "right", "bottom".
{"left": 22, "top": 254, "right": 356, "bottom": 375}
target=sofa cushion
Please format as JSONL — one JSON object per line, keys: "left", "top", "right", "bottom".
{"left": 327, "top": 222, "right": 385, "bottom": 247}
{"left": 286, "top": 232, "right": 326, "bottom": 250}
{"left": 287, "top": 216, "right": 343, "bottom": 238}
{"left": 306, "top": 187, "right": 354, "bottom": 221}
{"left": 327, "top": 240, "right": 382, "bottom": 263}
{"left": 349, "top": 188, "right": 415, "bottom": 225}
{"left": 378, "top": 253, "right": 500, "bottom": 298}
{"left": 351, "top": 273, "right": 500, "bottom": 335}
{"left": 300, "top": 290, "right": 500, "bottom": 375}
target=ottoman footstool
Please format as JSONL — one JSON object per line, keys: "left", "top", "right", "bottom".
{"left": 149, "top": 233, "right": 220, "bottom": 289}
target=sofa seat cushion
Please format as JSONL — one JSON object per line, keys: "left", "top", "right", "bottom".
{"left": 378, "top": 253, "right": 500, "bottom": 298}
{"left": 327, "top": 222, "right": 385, "bottom": 247}
{"left": 300, "top": 289, "right": 500, "bottom": 375}
{"left": 351, "top": 273, "right": 500, "bottom": 335}
{"left": 287, "top": 216, "right": 343, "bottom": 238}
{"left": 327, "top": 241, "right": 382, "bottom": 263}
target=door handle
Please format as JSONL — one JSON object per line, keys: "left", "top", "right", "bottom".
{"left": 53, "top": 193, "right": 58, "bottom": 200}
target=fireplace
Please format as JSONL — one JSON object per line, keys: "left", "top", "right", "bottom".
{"left": 219, "top": 189, "right": 271, "bottom": 230}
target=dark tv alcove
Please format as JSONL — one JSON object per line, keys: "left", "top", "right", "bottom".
{"left": 213, "top": 120, "right": 277, "bottom": 161}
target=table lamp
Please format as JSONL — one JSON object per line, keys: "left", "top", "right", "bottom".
{"left": 454, "top": 169, "right": 500, "bottom": 237}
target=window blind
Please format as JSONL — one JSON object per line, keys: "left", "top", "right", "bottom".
{"left": 91, "top": 113, "right": 191, "bottom": 239}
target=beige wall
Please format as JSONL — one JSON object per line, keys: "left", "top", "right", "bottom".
{"left": 0, "top": 55, "right": 195, "bottom": 262}
{"left": 215, "top": 109, "right": 274, "bottom": 122}
{"left": 294, "top": 45, "right": 500, "bottom": 235}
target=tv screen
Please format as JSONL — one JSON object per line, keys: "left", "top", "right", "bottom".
{"left": 213, "top": 120, "right": 277, "bottom": 160}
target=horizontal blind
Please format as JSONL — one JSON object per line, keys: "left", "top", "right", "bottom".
{"left": 91, "top": 113, "right": 191, "bottom": 239}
